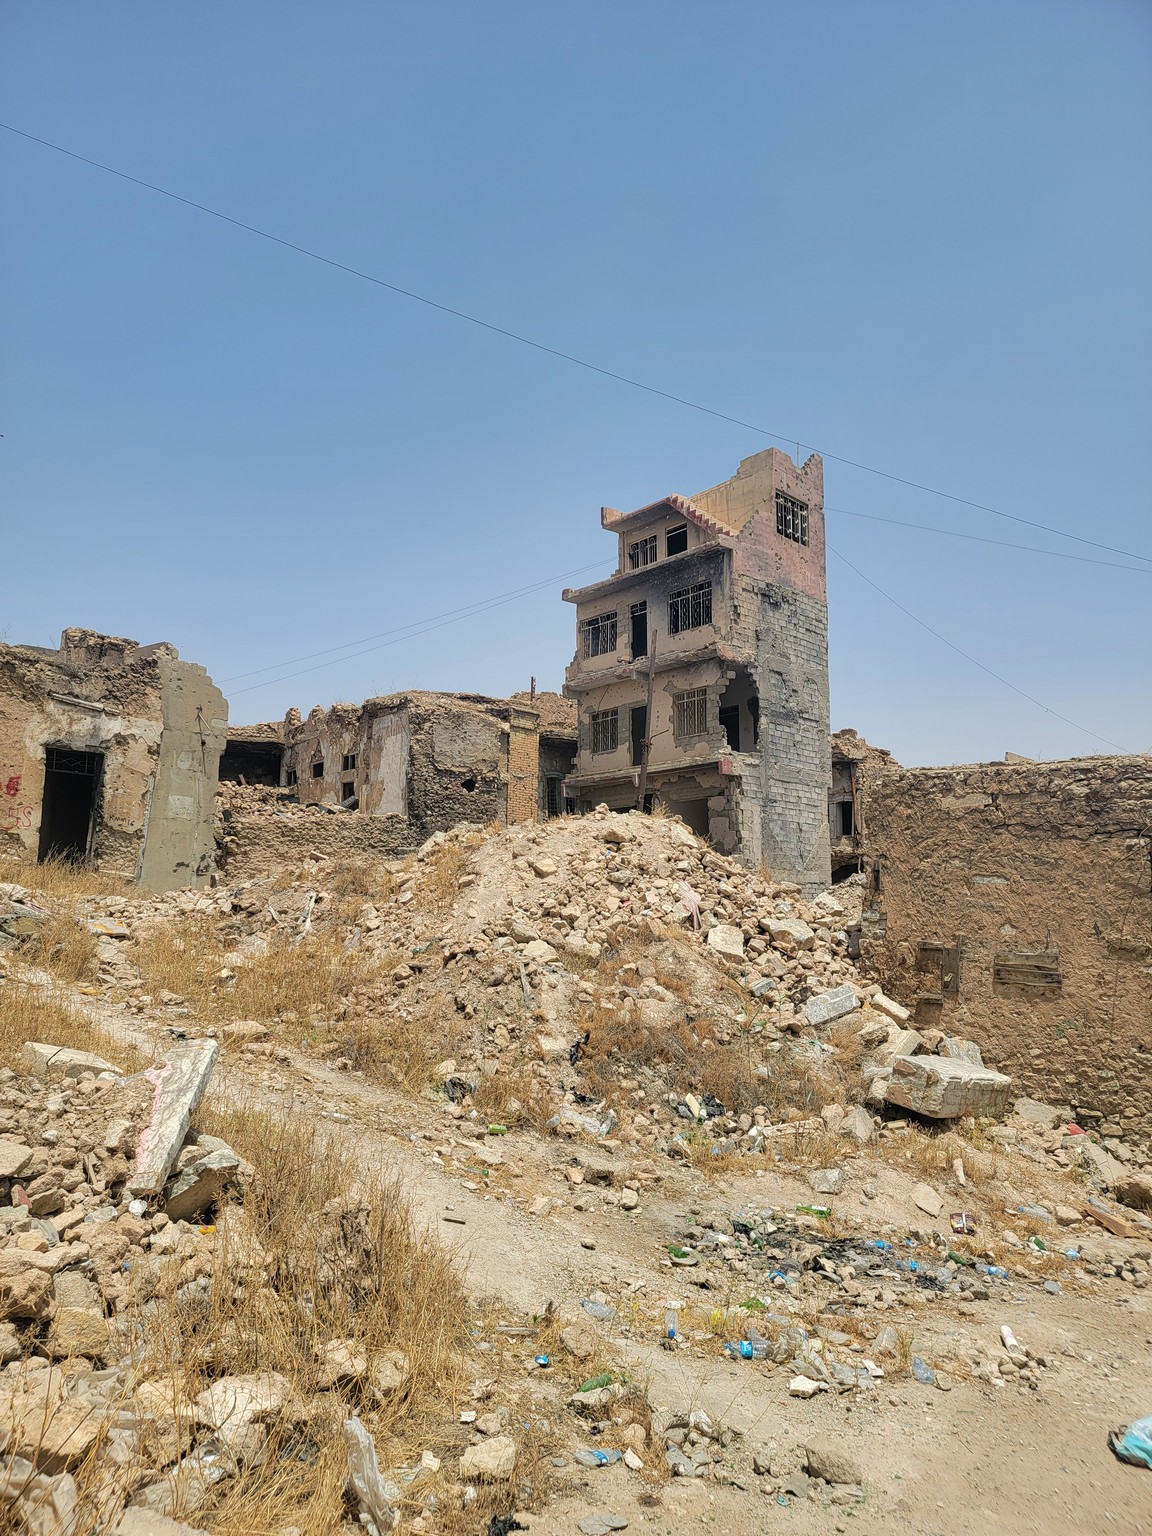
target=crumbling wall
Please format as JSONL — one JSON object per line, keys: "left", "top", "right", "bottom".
{"left": 829, "top": 729, "right": 898, "bottom": 877}
{"left": 861, "top": 756, "right": 1152, "bottom": 1140}
{"left": 0, "top": 630, "right": 226, "bottom": 890}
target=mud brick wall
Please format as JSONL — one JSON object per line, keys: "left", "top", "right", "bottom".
{"left": 861, "top": 756, "right": 1152, "bottom": 1141}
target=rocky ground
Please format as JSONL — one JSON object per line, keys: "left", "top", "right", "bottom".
{"left": 1, "top": 810, "right": 1150, "bottom": 1536}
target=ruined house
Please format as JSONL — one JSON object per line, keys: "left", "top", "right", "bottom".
{"left": 562, "top": 448, "right": 831, "bottom": 892}
{"left": 829, "top": 728, "right": 897, "bottom": 880}
{"left": 218, "top": 690, "right": 576, "bottom": 878}
{"left": 861, "top": 754, "right": 1152, "bottom": 1141}
{"left": 219, "top": 721, "right": 284, "bottom": 786}
{"left": 0, "top": 628, "right": 227, "bottom": 890}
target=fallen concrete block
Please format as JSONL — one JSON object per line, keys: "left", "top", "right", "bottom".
{"left": 804, "top": 985, "right": 859, "bottom": 1028}
{"left": 938, "top": 1037, "right": 984, "bottom": 1065}
{"left": 764, "top": 918, "right": 815, "bottom": 951}
{"left": 706, "top": 924, "right": 745, "bottom": 959}
{"left": 884, "top": 1055, "right": 1011, "bottom": 1119}
{"left": 870, "top": 991, "right": 911, "bottom": 1024}
{"left": 1012, "top": 1097, "right": 1064, "bottom": 1130}
{"left": 128, "top": 1041, "right": 219, "bottom": 1196}
{"left": 838, "top": 1106, "right": 875, "bottom": 1143}
{"left": 163, "top": 1146, "right": 242, "bottom": 1223}
{"left": 911, "top": 1182, "right": 943, "bottom": 1217}
{"left": 873, "top": 1026, "right": 924, "bottom": 1065}
{"left": 21, "top": 1043, "right": 120, "bottom": 1080}
{"left": 1113, "top": 1173, "right": 1152, "bottom": 1213}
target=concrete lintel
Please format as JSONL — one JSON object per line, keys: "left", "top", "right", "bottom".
{"left": 128, "top": 1040, "right": 220, "bottom": 1195}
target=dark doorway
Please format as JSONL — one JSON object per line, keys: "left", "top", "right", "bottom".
{"left": 630, "top": 705, "right": 648, "bottom": 767}
{"left": 630, "top": 601, "right": 648, "bottom": 659}
{"left": 718, "top": 706, "right": 741, "bottom": 752}
{"left": 38, "top": 748, "right": 103, "bottom": 863}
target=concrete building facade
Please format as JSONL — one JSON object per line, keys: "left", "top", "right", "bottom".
{"left": 0, "top": 629, "right": 227, "bottom": 891}
{"left": 562, "top": 448, "right": 831, "bottom": 892}
{"left": 861, "top": 755, "right": 1152, "bottom": 1142}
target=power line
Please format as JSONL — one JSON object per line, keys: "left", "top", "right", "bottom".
{"left": 4, "top": 118, "right": 1151, "bottom": 571}
{"left": 826, "top": 506, "right": 1152, "bottom": 573}
{"left": 219, "top": 558, "right": 610, "bottom": 683}
{"left": 827, "top": 545, "right": 1128, "bottom": 753}
{"left": 227, "top": 558, "right": 613, "bottom": 697}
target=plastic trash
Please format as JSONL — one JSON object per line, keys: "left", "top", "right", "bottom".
{"left": 1063, "top": 1248, "right": 1082, "bottom": 1261}
{"left": 949, "top": 1212, "right": 976, "bottom": 1235}
{"left": 725, "top": 1339, "right": 770, "bottom": 1360}
{"left": 573, "top": 1448, "right": 622, "bottom": 1469}
{"left": 344, "top": 1417, "right": 397, "bottom": 1535}
{"left": 534, "top": 1354, "right": 550, "bottom": 1368}
{"left": 127, "top": 1198, "right": 148, "bottom": 1219}
{"left": 977, "top": 1264, "right": 1010, "bottom": 1279}
{"left": 1109, "top": 1416, "right": 1152, "bottom": 1469}
{"left": 1000, "top": 1325, "right": 1026, "bottom": 1359}
{"left": 911, "top": 1356, "right": 937, "bottom": 1386}
{"left": 577, "top": 1372, "right": 614, "bottom": 1392}
{"left": 663, "top": 1308, "right": 679, "bottom": 1340}
{"left": 796, "top": 1204, "right": 831, "bottom": 1218}
{"left": 581, "top": 1299, "right": 615, "bottom": 1322}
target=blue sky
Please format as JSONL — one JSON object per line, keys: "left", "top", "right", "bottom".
{"left": 2, "top": 1, "right": 1149, "bottom": 764}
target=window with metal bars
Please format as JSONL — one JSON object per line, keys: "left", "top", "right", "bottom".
{"left": 580, "top": 611, "right": 618, "bottom": 658}
{"left": 44, "top": 748, "right": 101, "bottom": 775}
{"left": 667, "top": 580, "right": 713, "bottom": 634}
{"left": 775, "top": 491, "right": 809, "bottom": 545}
{"left": 674, "top": 687, "right": 709, "bottom": 737}
{"left": 590, "top": 708, "right": 619, "bottom": 754}
{"left": 628, "top": 535, "right": 657, "bottom": 569}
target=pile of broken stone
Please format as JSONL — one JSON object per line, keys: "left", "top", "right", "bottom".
{"left": 0, "top": 1038, "right": 252, "bottom": 1536}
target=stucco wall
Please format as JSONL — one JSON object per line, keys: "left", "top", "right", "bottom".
{"left": 861, "top": 757, "right": 1152, "bottom": 1141}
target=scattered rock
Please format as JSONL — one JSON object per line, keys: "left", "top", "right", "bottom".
{"left": 459, "top": 1434, "right": 518, "bottom": 1479}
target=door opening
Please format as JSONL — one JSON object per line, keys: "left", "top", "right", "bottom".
{"left": 718, "top": 706, "right": 741, "bottom": 752}
{"left": 630, "top": 705, "right": 648, "bottom": 767}
{"left": 38, "top": 748, "right": 103, "bottom": 863}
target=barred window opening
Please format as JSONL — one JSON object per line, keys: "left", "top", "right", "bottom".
{"left": 668, "top": 580, "right": 713, "bottom": 634}
{"left": 628, "top": 535, "right": 658, "bottom": 569}
{"left": 581, "top": 611, "right": 618, "bottom": 658}
{"left": 674, "top": 687, "right": 709, "bottom": 737}
{"left": 775, "top": 491, "right": 809, "bottom": 546}
{"left": 590, "top": 708, "right": 619, "bottom": 754}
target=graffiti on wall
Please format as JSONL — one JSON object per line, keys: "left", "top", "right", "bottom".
{"left": 0, "top": 767, "right": 33, "bottom": 831}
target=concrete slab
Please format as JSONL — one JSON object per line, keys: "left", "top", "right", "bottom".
{"left": 127, "top": 1041, "right": 219, "bottom": 1195}
{"left": 884, "top": 1054, "right": 1011, "bottom": 1119}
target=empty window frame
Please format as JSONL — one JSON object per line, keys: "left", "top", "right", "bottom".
{"left": 580, "top": 610, "right": 618, "bottom": 659}
{"left": 668, "top": 580, "right": 713, "bottom": 634}
{"left": 837, "top": 800, "right": 855, "bottom": 837}
{"left": 342, "top": 753, "right": 357, "bottom": 772}
{"left": 544, "top": 775, "right": 565, "bottom": 818}
{"left": 590, "top": 708, "right": 619, "bottom": 754}
{"left": 629, "top": 600, "right": 648, "bottom": 658}
{"left": 285, "top": 768, "right": 298, "bottom": 787}
{"left": 311, "top": 760, "right": 324, "bottom": 779}
{"left": 666, "top": 523, "right": 689, "bottom": 556}
{"left": 628, "top": 534, "right": 658, "bottom": 569}
{"left": 341, "top": 781, "right": 355, "bottom": 803}
{"left": 674, "top": 687, "right": 709, "bottom": 738}
{"left": 775, "top": 492, "right": 809, "bottom": 546}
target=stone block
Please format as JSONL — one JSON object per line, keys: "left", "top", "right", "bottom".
{"left": 938, "top": 1037, "right": 984, "bottom": 1065}
{"left": 884, "top": 1055, "right": 1011, "bottom": 1120}
{"left": 706, "top": 924, "right": 745, "bottom": 959}
{"left": 459, "top": 1434, "right": 518, "bottom": 1479}
{"left": 49, "top": 1306, "right": 110, "bottom": 1359}
{"left": 163, "top": 1146, "right": 242, "bottom": 1223}
{"left": 21, "top": 1043, "right": 120, "bottom": 1080}
{"left": 807, "top": 1168, "right": 843, "bottom": 1195}
{"left": 128, "top": 1041, "right": 219, "bottom": 1196}
{"left": 0, "top": 1139, "right": 33, "bottom": 1178}
{"left": 839, "top": 1107, "right": 875, "bottom": 1143}
{"left": 873, "top": 1026, "right": 924, "bottom": 1065}
{"left": 1012, "top": 1097, "right": 1064, "bottom": 1131}
{"left": 764, "top": 919, "right": 815, "bottom": 950}
{"left": 804, "top": 985, "right": 859, "bottom": 1028}
{"left": 870, "top": 991, "right": 911, "bottom": 1024}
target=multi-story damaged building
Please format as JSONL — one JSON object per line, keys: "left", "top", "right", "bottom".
{"left": 562, "top": 448, "right": 831, "bottom": 892}
{"left": 0, "top": 629, "right": 227, "bottom": 890}
{"left": 829, "top": 728, "right": 897, "bottom": 880}
{"left": 862, "top": 754, "right": 1152, "bottom": 1142}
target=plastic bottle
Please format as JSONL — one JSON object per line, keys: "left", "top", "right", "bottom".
{"left": 1000, "top": 1324, "right": 1025, "bottom": 1359}
{"left": 977, "top": 1263, "right": 1010, "bottom": 1279}
{"left": 663, "top": 1308, "right": 679, "bottom": 1340}
{"left": 574, "top": 1449, "right": 622, "bottom": 1469}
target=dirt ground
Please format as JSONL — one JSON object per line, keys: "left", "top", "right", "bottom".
{"left": 66, "top": 979, "right": 1152, "bottom": 1536}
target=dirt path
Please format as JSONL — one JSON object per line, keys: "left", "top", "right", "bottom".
{"left": 53, "top": 981, "right": 1152, "bottom": 1535}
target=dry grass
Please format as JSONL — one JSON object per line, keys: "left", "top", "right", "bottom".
{"left": 99, "top": 1096, "right": 475, "bottom": 1534}
{"left": 0, "top": 850, "right": 129, "bottom": 902}
{"left": 0, "top": 977, "right": 140, "bottom": 1073}
{"left": 471, "top": 1065, "right": 557, "bottom": 1131}
{"left": 22, "top": 909, "right": 100, "bottom": 983}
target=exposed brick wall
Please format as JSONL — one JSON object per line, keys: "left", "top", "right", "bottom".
{"left": 507, "top": 709, "right": 540, "bottom": 824}
{"left": 861, "top": 756, "right": 1152, "bottom": 1142}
